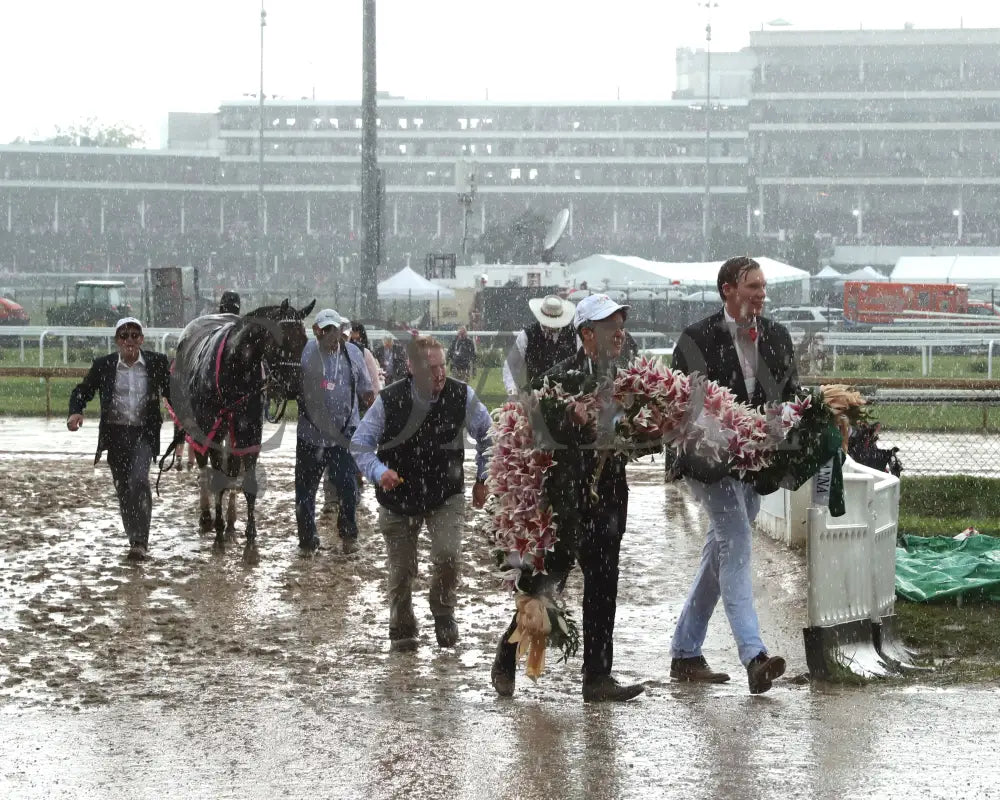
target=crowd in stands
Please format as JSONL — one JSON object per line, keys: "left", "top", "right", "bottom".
{"left": 754, "top": 64, "right": 1000, "bottom": 94}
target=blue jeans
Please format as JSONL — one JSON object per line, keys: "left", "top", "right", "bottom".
{"left": 671, "top": 476, "right": 766, "bottom": 666}
{"left": 295, "top": 438, "right": 359, "bottom": 545}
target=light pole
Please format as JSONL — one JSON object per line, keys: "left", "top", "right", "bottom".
{"left": 360, "top": 0, "right": 380, "bottom": 320}
{"left": 256, "top": 1, "right": 267, "bottom": 279}
{"left": 458, "top": 162, "right": 477, "bottom": 260}
{"left": 700, "top": 2, "right": 718, "bottom": 262}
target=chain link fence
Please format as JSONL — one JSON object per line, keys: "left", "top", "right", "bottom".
{"left": 854, "top": 391, "right": 1000, "bottom": 478}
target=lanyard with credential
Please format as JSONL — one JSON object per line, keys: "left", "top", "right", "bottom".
{"left": 321, "top": 346, "right": 357, "bottom": 434}
{"left": 323, "top": 344, "right": 358, "bottom": 435}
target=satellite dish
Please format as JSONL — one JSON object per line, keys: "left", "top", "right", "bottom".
{"left": 540, "top": 209, "right": 570, "bottom": 264}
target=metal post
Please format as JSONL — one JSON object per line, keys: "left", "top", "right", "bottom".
{"left": 360, "top": 0, "right": 380, "bottom": 319}
{"left": 701, "top": 6, "right": 714, "bottom": 262}
{"left": 257, "top": 2, "right": 267, "bottom": 281}
{"left": 458, "top": 165, "right": 477, "bottom": 260}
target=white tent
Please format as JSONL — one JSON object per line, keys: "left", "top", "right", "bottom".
{"left": 680, "top": 290, "right": 718, "bottom": 303}
{"left": 377, "top": 266, "right": 455, "bottom": 300}
{"left": 841, "top": 266, "right": 888, "bottom": 282}
{"left": 815, "top": 266, "right": 843, "bottom": 279}
{"left": 568, "top": 254, "right": 809, "bottom": 303}
{"left": 891, "top": 256, "right": 1000, "bottom": 290}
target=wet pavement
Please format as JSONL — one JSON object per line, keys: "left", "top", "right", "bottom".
{"left": 1, "top": 417, "right": 998, "bottom": 799}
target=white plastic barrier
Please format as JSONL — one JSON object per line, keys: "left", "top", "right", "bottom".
{"left": 803, "top": 457, "right": 909, "bottom": 679}
{"left": 756, "top": 479, "right": 813, "bottom": 548}
{"left": 756, "top": 457, "right": 910, "bottom": 680}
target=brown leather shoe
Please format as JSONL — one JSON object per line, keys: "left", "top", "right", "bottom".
{"left": 746, "top": 652, "right": 786, "bottom": 694}
{"left": 582, "top": 674, "right": 645, "bottom": 703}
{"left": 670, "top": 655, "right": 730, "bottom": 683}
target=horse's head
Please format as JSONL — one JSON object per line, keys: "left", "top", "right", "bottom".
{"left": 242, "top": 298, "right": 316, "bottom": 402}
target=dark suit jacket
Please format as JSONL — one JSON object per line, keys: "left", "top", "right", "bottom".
{"left": 374, "top": 341, "right": 409, "bottom": 384}
{"left": 69, "top": 350, "right": 172, "bottom": 464}
{"left": 671, "top": 309, "right": 799, "bottom": 480}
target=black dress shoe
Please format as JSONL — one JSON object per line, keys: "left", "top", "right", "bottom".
{"left": 670, "top": 655, "right": 730, "bottom": 683}
{"left": 746, "top": 652, "right": 786, "bottom": 694}
{"left": 491, "top": 635, "right": 517, "bottom": 697}
{"left": 126, "top": 543, "right": 148, "bottom": 562}
{"left": 582, "top": 674, "right": 645, "bottom": 703}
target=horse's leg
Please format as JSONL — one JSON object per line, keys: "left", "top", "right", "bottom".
{"left": 241, "top": 457, "right": 260, "bottom": 564}
{"left": 214, "top": 488, "right": 226, "bottom": 539}
{"left": 213, "top": 450, "right": 232, "bottom": 541}
{"left": 224, "top": 489, "right": 238, "bottom": 541}
{"left": 197, "top": 452, "right": 213, "bottom": 533}
{"left": 243, "top": 456, "right": 259, "bottom": 545}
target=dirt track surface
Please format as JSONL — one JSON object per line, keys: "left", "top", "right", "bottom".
{"left": 2, "top": 418, "right": 999, "bottom": 799}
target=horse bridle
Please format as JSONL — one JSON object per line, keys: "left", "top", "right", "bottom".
{"left": 262, "top": 317, "right": 305, "bottom": 423}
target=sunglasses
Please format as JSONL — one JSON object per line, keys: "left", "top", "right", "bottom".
{"left": 117, "top": 331, "right": 143, "bottom": 341}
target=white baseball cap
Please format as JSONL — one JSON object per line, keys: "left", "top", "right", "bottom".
{"left": 528, "top": 294, "right": 576, "bottom": 328}
{"left": 314, "top": 308, "right": 348, "bottom": 331}
{"left": 573, "top": 294, "right": 630, "bottom": 328}
{"left": 114, "top": 317, "right": 144, "bottom": 334}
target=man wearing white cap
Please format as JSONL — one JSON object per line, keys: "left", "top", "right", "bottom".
{"left": 491, "top": 294, "right": 645, "bottom": 703}
{"left": 501, "top": 294, "right": 578, "bottom": 396}
{"left": 296, "top": 308, "right": 374, "bottom": 553}
{"left": 67, "top": 317, "right": 172, "bottom": 560}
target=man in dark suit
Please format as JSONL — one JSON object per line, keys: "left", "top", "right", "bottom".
{"left": 373, "top": 333, "right": 409, "bottom": 385}
{"left": 668, "top": 256, "right": 799, "bottom": 694}
{"left": 68, "top": 317, "right": 172, "bottom": 560}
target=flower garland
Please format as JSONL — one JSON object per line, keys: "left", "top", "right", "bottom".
{"left": 487, "top": 356, "right": 865, "bottom": 680}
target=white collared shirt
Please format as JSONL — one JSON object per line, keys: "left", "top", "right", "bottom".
{"left": 724, "top": 308, "right": 758, "bottom": 397}
{"left": 109, "top": 351, "right": 149, "bottom": 426}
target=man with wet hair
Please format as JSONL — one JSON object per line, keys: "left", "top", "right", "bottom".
{"left": 491, "top": 294, "right": 645, "bottom": 703}
{"left": 67, "top": 317, "right": 172, "bottom": 560}
{"left": 668, "top": 256, "right": 799, "bottom": 694}
{"left": 351, "top": 336, "right": 491, "bottom": 653}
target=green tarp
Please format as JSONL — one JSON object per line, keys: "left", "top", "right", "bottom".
{"left": 896, "top": 534, "right": 1000, "bottom": 602}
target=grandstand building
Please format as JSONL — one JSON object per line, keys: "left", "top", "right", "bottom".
{"left": 748, "top": 26, "right": 1000, "bottom": 255}
{"left": 0, "top": 100, "right": 750, "bottom": 289}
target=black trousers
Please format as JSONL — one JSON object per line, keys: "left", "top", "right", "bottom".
{"left": 498, "top": 477, "right": 628, "bottom": 678}
{"left": 105, "top": 425, "right": 154, "bottom": 547}
{"left": 578, "top": 494, "right": 627, "bottom": 677}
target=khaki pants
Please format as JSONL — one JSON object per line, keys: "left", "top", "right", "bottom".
{"left": 379, "top": 492, "right": 465, "bottom": 637}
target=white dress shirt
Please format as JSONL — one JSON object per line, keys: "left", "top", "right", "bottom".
{"left": 109, "top": 352, "right": 149, "bottom": 426}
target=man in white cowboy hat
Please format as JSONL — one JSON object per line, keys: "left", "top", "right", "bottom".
{"left": 501, "top": 293, "right": 578, "bottom": 396}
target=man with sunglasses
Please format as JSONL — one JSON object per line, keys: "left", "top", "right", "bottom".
{"left": 68, "top": 317, "right": 172, "bottom": 560}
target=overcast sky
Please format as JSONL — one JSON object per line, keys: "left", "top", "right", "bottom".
{"left": 3, "top": 0, "right": 1000, "bottom": 147}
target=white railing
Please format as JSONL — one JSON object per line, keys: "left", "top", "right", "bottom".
{"left": 816, "top": 330, "right": 999, "bottom": 376}
{"left": 0, "top": 326, "right": 675, "bottom": 367}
